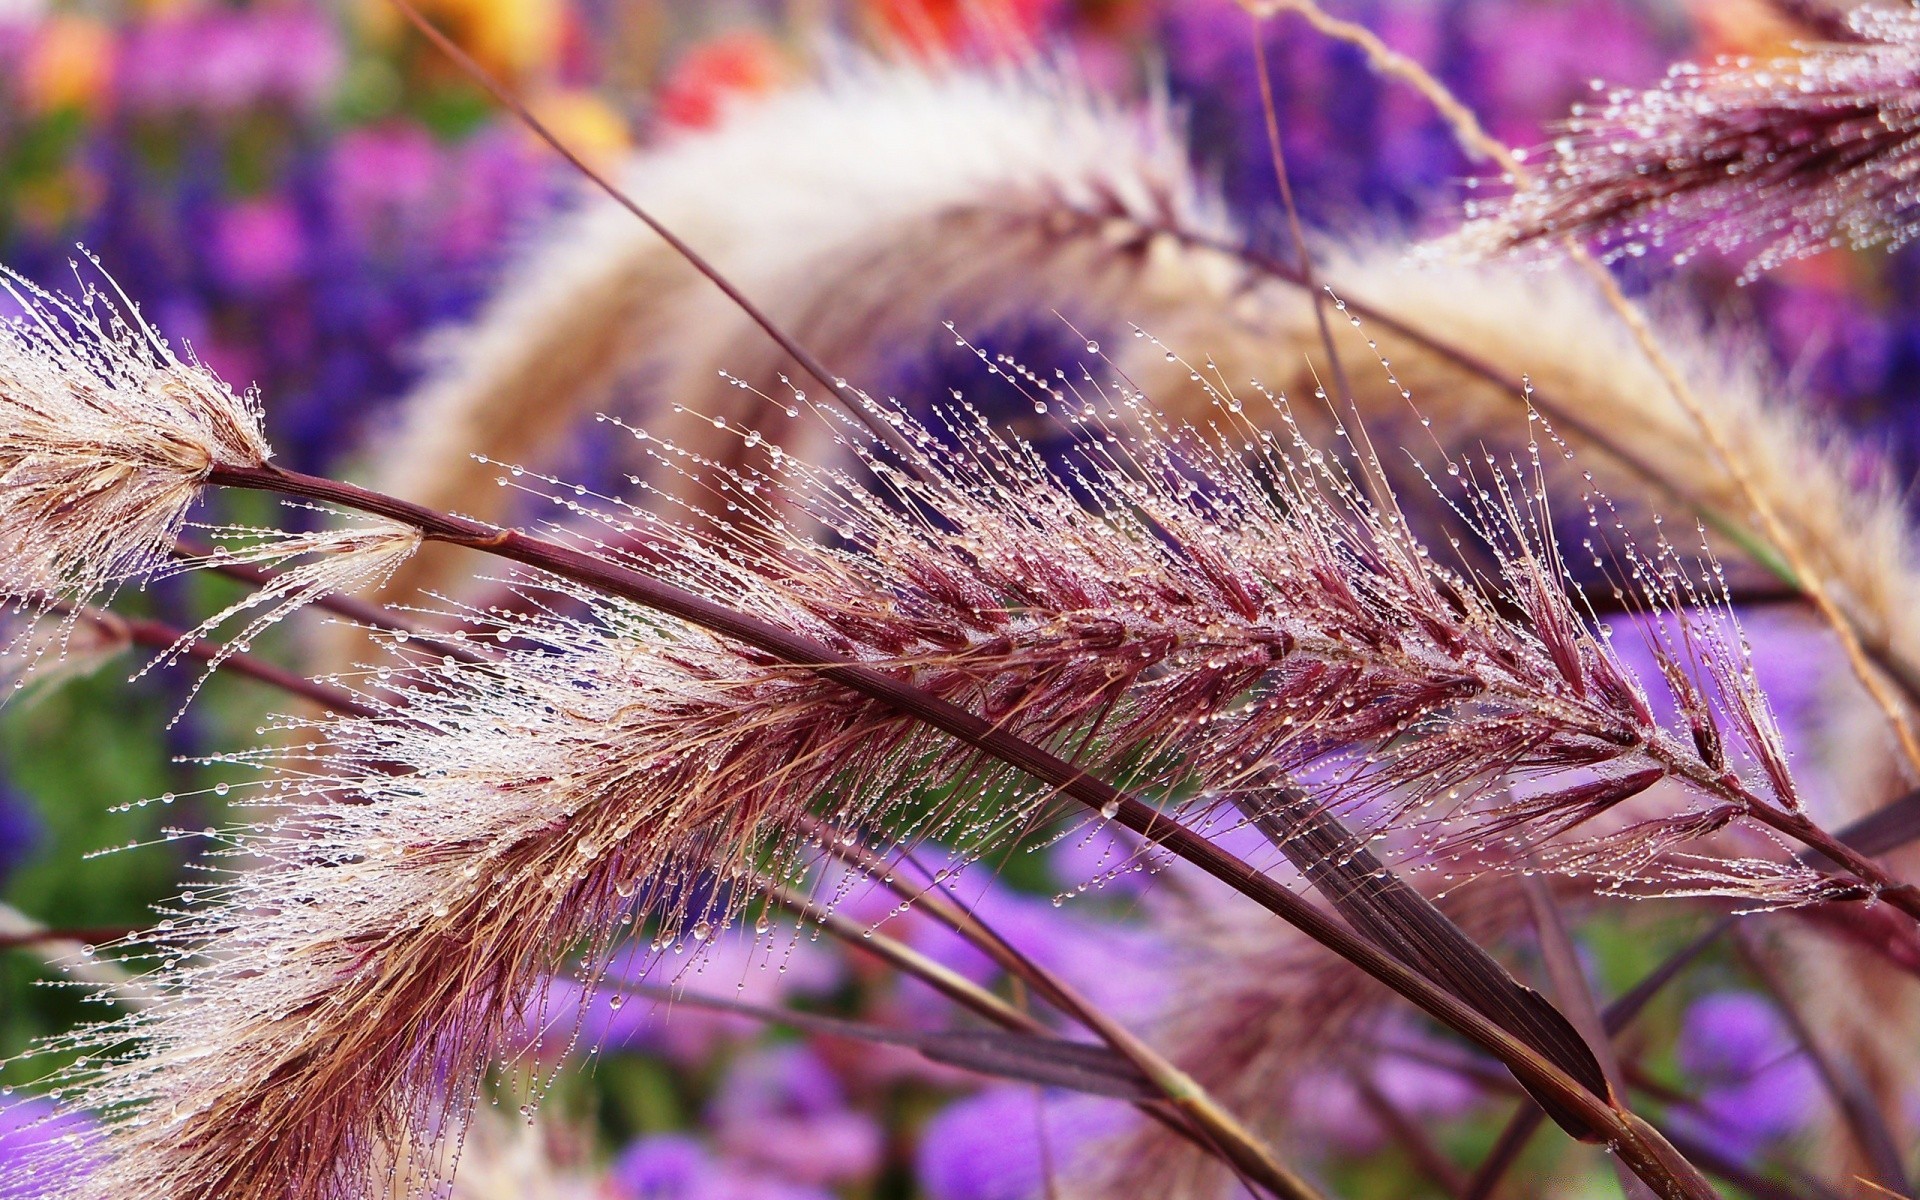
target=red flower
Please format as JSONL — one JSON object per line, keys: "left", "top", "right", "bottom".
{"left": 654, "top": 30, "right": 787, "bottom": 130}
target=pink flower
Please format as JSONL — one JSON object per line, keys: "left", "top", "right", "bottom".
{"left": 215, "top": 197, "right": 305, "bottom": 292}
{"left": 119, "top": 9, "right": 341, "bottom": 116}
{"left": 329, "top": 124, "right": 442, "bottom": 248}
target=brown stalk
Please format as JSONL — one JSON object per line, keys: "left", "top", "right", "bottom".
{"left": 82, "top": 608, "right": 382, "bottom": 721}
{"left": 1521, "top": 873, "right": 1659, "bottom": 1200}
{"left": 768, "top": 882, "right": 1044, "bottom": 1035}
{"left": 205, "top": 459, "right": 1715, "bottom": 1200}
{"left": 608, "top": 980, "right": 1156, "bottom": 1101}
{"left": 0, "top": 925, "right": 138, "bottom": 950}
{"left": 1233, "top": 786, "right": 1610, "bottom": 1137}
{"left": 796, "top": 823, "right": 1329, "bottom": 1197}
{"left": 796, "top": 816, "right": 1088, "bottom": 1022}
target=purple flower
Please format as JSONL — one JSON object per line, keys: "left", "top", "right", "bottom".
{"left": 709, "top": 1045, "right": 883, "bottom": 1185}
{"left": 916, "top": 1085, "right": 1131, "bottom": 1200}
{"left": 328, "top": 124, "right": 444, "bottom": 251}
{"left": 514, "top": 924, "right": 845, "bottom": 1064}
{"left": 609, "top": 1133, "right": 835, "bottom": 1200}
{"left": 1673, "top": 992, "right": 1820, "bottom": 1152}
{"left": 213, "top": 197, "right": 305, "bottom": 293}
{"left": 0, "top": 1096, "right": 96, "bottom": 1199}
{"left": 1289, "top": 1040, "right": 1483, "bottom": 1155}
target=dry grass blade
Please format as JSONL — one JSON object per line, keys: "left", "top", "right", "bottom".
{"left": 610, "top": 983, "right": 1157, "bottom": 1101}
{"left": 1469, "top": 789, "right": 1920, "bottom": 1198}
{"left": 1237, "top": 785, "right": 1610, "bottom": 1138}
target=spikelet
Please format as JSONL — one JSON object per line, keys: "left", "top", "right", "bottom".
{"left": 138, "top": 518, "right": 421, "bottom": 718}
{"left": 1221, "top": 245, "right": 1920, "bottom": 760}
{"left": 0, "top": 269, "right": 270, "bottom": 614}
{"left": 19, "top": 353, "right": 1847, "bottom": 1198}
{"left": 1457, "top": 5, "right": 1920, "bottom": 280}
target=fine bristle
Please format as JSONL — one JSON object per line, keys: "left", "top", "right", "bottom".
{"left": 1458, "top": 7, "right": 1920, "bottom": 279}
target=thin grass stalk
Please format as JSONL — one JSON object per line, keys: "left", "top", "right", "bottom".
{"left": 1352, "top": 1073, "right": 1469, "bottom": 1198}
{"left": 1521, "top": 874, "right": 1659, "bottom": 1200}
{"left": 795, "top": 817, "right": 1093, "bottom": 1023}
{"left": 381, "top": 0, "right": 926, "bottom": 476}
{"left": 1247, "top": 10, "right": 1353, "bottom": 410}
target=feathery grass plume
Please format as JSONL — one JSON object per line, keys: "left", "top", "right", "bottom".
{"left": 16, "top": 337, "right": 1862, "bottom": 1198}
{"left": 371, "top": 56, "right": 1246, "bottom": 600}
{"left": 0, "top": 268, "right": 270, "bottom": 620}
{"left": 1457, "top": 5, "right": 1920, "bottom": 280}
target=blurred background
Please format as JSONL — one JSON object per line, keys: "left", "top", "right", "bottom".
{"left": 0, "top": 1, "right": 1911, "bottom": 1197}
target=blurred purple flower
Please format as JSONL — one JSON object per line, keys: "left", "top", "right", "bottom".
{"left": 328, "top": 125, "right": 442, "bottom": 251}
{"left": 857, "top": 859, "right": 1168, "bottom": 1029}
{"left": 1289, "top": 1036, "right": 1484, "bottom": 1155}
{"left": 514, "top": 924, "right": 844, "bottom": 1065}
{"left": 214, "top": 196, "right": 305, "bottom": 293}
{"left": 118, "top": 9, "right": 340, "bottom": 116}
{"left": 0, "top": 782, "right": 38, "bottom": 886}
{"left": 710, "top": 1044, "right": 883, "bottom": 1185}
{"left": 916, "top": 1085, "right": 1131, "bottom": 1200}
{"left": 0, "top": 1096, "right": 95, "bottom": 1199}
{"left": 1672, "top": 991, "right": 1819, "bottom": 1153}
{"left": 609, "top": 1133, "right": 834, "bottom": 1200}
{"left": 1462, "top": 0, "right": 1668, "bottom": 147}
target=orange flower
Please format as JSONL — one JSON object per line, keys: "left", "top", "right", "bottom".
{"left": 653, "top": 30, "right": 787, "bottom": 131}
{"left": 26, "top": 15, "right": 115, "bottom": 115}
{"left": 357, "top": 0, "right": 562, "bottom": 80}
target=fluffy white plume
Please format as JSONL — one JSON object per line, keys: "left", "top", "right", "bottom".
{"left": 0, "top": 271, "right": 270, "bottom": 612}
